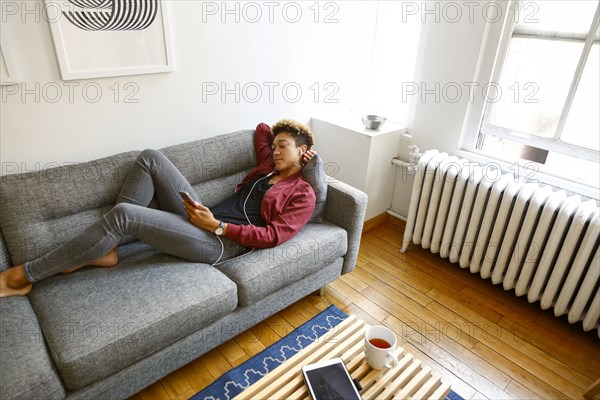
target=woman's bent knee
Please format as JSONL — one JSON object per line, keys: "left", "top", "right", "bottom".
{"left": 138, "top": 149, "right": 164, "bottom": 162}
{"left": 108, "top": 203, "right": 139, "bottom": 221}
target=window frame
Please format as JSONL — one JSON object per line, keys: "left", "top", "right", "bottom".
{"left": 460, "top": 0, "right": 600, "bottom": 195}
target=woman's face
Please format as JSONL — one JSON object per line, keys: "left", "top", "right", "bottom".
{"left": 272, "top": 132, "right": 307, "bottom": 172}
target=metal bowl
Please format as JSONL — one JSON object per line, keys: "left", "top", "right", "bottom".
{"left": 362, "top": 115, "right": 386, "bottom": 130}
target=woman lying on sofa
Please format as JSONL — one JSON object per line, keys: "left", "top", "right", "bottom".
{"left": 0, "top": 119, "right": 322, "bottom": 297}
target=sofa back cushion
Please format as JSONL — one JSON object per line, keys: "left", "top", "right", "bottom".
{"left": 0, "top": 152, "right": 138, "bottom": 266}
{"left": 161, "top": 130, "right": 256, "bottom": 207}
{"left": 0, "top": 130, "right": 256, "bottom": 266}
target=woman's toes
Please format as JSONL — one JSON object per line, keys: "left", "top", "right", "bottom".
{"left": 0, "top": 272, "right": 32, "bottom": 297}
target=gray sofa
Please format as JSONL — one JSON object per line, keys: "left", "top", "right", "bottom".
{"left": 0, "top": 129, "right": 368, "bottom": 400}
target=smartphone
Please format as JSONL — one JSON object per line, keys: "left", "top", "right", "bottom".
{"left": 302, "top": 358, "right": 362, "bottom": 400}
{"left": 179, "top": 190, "right": 196, "bottom": 204}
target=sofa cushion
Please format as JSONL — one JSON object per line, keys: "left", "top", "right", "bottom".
{"left": 216, "top": 223, "right": 347, "bottom": 306}
{"left": 161, "top": 130, "right": 257, "bottom": 208}
{"left": 26, "top": 242, "right": 238, "bottom": 391}
{"left": 0, "top": 151, "right": 139, "bottom": 266}
{"left": 160, "top": 129, "right": 256, "bottom": 187}
{"left": 0, "top": 297, "right": 66, "bottom": 400}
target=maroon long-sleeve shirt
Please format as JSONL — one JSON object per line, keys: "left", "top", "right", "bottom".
{"left": 224, "top": 123, "right": 316, "bottom": 248}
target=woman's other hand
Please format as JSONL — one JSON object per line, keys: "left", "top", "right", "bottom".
{"left": 302, "top": 150, "right": 316, "bottom": 167}
{"left": 183, "top": 200, "right": 220, "bottom": 232}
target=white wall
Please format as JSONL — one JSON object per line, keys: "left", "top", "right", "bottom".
{"left": 407, "top": 4, "right": 489, "bottom": 153}
{"left": 390, "top": 1, "right": 492, "bottom": 217}
{"left": 1, "top": 0, "right": 395, "bottom": 172}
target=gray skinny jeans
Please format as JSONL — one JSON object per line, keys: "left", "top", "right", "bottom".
{"left": 24, "top": 149, "right": 246, "bottom": 283}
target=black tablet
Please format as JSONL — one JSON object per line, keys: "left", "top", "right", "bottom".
{"left": 301, "top": 358, "right": 362, "bottom": 400}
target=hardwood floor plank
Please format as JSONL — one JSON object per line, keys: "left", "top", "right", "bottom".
{"left": 365, "top": 236, "right": 476, "bottom": 296}
{"left": 382, "top": 315, "right": 479, "bottom": 400}
{"left": 307, "top": 296, "right": 330, "bottom": 312}
{"left": 174, "top": 358, "right": 214, "bottom": 393}
{"left": 248, "top": 320, "right": 282, "bottom": 348}
{"left": 339, "top": 271, "right": 369, "bottom": 292}
{"left": 172, "top": 388, "right": 197, "bottom": 400}
{"left": 234, "top": 329, "right": 266, "bottom": 359}
{"left": 463, "top": 281, "right": 600, "bottom": 352}
{"left": 471, "top": 342, "right": 565, "bottom": 399}
{"left": 459, "top": 284, "right": 545, "bottom": 327}
{"left": 424, "top": 309, "right": 513, "bottom": 391}
{"left": 427, "top": 288, "right": 592, "bottom": 394}
{"left": 354, "top": 262, "right": 433, "bottom": 307}
{"left": 359, "top": 240, "right": 466, "bottom": 293}
{"left": 497, "top": 315, "right": 600, "bottom": 381}
{"left": 327, "top": 278, "right": 389, "bottom": 321}
{"left": 157, "top": 367, "right": 193, "bottom": 400}
{"left": 279, "top": 305, "right": 309, "bottom": 328}
{"left": 137, "top": 381, "right": 170, "bottom": 400}
{"left": 356, "top": 254, "right": 368, "bottom": 267}
{"left": 427, "top": 281, "right": 504, "bottom": 323}
{"left": 231, "top": 353, "right": 251, "bottom": 368}
{"left": 360, "top": 282, "right": 477, "bottom": 351}
{"left": 504, "top": 379, "right": 545, "bottom": 400}
{"left": 219, "top": 338, "right": 249, "bottom": 368}
{"left": 323, "top": 284, "right": 352, "bottom": 310}
{"left": 364, "top": 233, "right": 481, "bottom": 295}
{"left": 200, "top": 348, "right": 233, "bottom": 381}
{"left": 341, "top": 303, "right": 382, "bottom": 328}
{"left": 290, "top": 297, "right": 322, "bottom": 319}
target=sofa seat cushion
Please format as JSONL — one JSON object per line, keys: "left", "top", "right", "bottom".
{"left": 0, "top": 297, "right": 66, "bottom": 400}
{"left": 26, "top": 242, "right": 238, "bottom": 391}
{"left": 216, "top": 223, "right": 347, "bottom": 306}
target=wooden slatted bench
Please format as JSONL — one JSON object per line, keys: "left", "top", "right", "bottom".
{"left": 234, "top": 315, "right": 452, "bottom": 400}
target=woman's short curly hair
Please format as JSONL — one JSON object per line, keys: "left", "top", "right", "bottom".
{"left": 271, "top": 119, "right": 315, "bottom": 149}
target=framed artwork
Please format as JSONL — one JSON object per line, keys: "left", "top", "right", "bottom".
{"left": 45, "top": 0, "right": 174, "bottom": 80}
{"left": 0, "top": 24, "right": 19, "bottom": 85}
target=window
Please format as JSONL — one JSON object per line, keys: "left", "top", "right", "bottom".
{"left": 476, "top": 1, "right": 599, "bottom": 188}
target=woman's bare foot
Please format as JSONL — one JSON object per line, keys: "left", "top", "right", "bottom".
{"left": 0, "top": 266, "right": 32, "bottom": 297}
{"left": 62, "top": 248, "right": 119, "bottom": 274}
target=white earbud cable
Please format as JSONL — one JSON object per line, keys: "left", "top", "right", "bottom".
{"left": 211, "top": 171, "right": 274, "bottom": 266}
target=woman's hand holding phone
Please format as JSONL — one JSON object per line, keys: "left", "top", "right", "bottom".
{"left": 179, "top": 190, "right": 196, "bottom": 204}
{"left": 180, "top": 192, "right": 221, "bottom": 233}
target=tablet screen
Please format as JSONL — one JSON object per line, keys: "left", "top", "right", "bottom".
{"left": 304, "top": 362, "right": 361, "bottom": 400}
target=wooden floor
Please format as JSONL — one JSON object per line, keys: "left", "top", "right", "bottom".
{"left": 131, "top": 218, "right": 600, "bottom": 400}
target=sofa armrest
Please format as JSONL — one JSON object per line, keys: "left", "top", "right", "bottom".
{"left": 323, "top": 178, "right": 368, "bottom": 275}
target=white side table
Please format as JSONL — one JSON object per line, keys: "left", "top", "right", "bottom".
{"left": 311, "top": 114, "right": 407, "bottom": 221}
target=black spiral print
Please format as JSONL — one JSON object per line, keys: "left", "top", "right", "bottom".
{"left": 63, "top": 0, "right": 158, "bottom": 31}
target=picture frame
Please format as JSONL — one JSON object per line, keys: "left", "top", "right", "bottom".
{"left": 0, "top": 24, "right": 19, "bottom": 85}
{"left": 45, "top": 0, "right": 174, "bottom": 81}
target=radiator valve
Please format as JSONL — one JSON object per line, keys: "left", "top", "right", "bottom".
{"left": 407, "top": 145, "right": 422, "bottom": 174}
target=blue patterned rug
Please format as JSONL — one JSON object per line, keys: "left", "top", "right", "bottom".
{"left": 191, "top": 304, "right": 464, "bottom": 400}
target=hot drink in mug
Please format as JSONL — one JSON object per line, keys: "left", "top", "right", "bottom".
{"left": 364, "top": 325, "right": 399, "bottom": 370}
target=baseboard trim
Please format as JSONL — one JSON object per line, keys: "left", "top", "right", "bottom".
{"left": 387, "top": 213, "right": 406, "bottom": 230}
{"left": 362, "top": 213, "right": 389, "bottom": 233}
{"left": 362, "top": 212, "right": 406, "bottom": 234}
